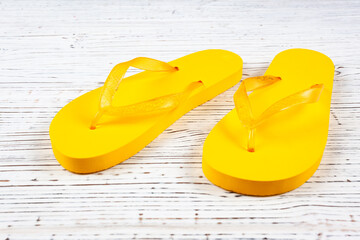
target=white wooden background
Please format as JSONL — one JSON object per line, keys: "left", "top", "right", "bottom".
{"left": 0, "top": 0, "right": 359, "bottom": 239}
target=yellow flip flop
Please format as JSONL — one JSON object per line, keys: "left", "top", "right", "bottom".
{"left": 50, "top": 49, "right": 243, "bottom": 173}
{"left": 202, "top": 49, "right": 334, "bottom": 196}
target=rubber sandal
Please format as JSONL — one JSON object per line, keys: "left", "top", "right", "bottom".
{"left": 50, "top": 49, "right": 243, "bottom": 173}
{"left": 202, "top": 49, "right": 334, "bottom": 196}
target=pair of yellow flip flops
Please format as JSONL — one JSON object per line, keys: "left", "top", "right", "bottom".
{"left": 49, "top": 49, "right": 334, "bottom": 196}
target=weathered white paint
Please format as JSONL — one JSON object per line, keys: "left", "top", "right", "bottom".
{"left": 0, "top": 0, "right": 359, "bottom": 239}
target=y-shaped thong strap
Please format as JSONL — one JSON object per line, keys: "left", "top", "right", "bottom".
{"left": 233, "top": 75, "right": 324, "bottom": 152}
{"left": 90, "top": 57, "right": 204, "bottom": 129}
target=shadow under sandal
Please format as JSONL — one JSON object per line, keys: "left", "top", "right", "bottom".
{"left": 50, "top": 50, "right": 243, "bottom": 173}
{"left": 202, "top": 48, "right": 334, "bottom": 196}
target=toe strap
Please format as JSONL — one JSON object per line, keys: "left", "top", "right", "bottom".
{"left": 234, "top": 76, "right": 324, "bottom": 152}
{"left": 90, "top": 57, "right": 204, "bottom": 129}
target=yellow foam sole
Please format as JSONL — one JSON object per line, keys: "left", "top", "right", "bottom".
{"left": 50, "top": 50, "right": 243, "bottom": 173}
{"left": 202, "top": 49, "right": 334, "bottom": 196}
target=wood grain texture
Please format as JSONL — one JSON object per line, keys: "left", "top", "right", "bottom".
{"left": 0, "top": 0, "right": 360, "bottom": 239}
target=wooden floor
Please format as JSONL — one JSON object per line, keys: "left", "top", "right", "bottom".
{"left": 0, "top": 0, "right": 359, "bottom": 239}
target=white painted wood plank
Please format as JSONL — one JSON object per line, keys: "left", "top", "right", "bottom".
{"left": 0, "top": 0, "right": 360, "bottom": 239}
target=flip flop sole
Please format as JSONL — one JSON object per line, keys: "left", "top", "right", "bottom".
{"left": 50, "top": 50, "right": 243, "bottom": 173}
{"left": 202, "top": 49, "right": 334, "bottom": 196}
